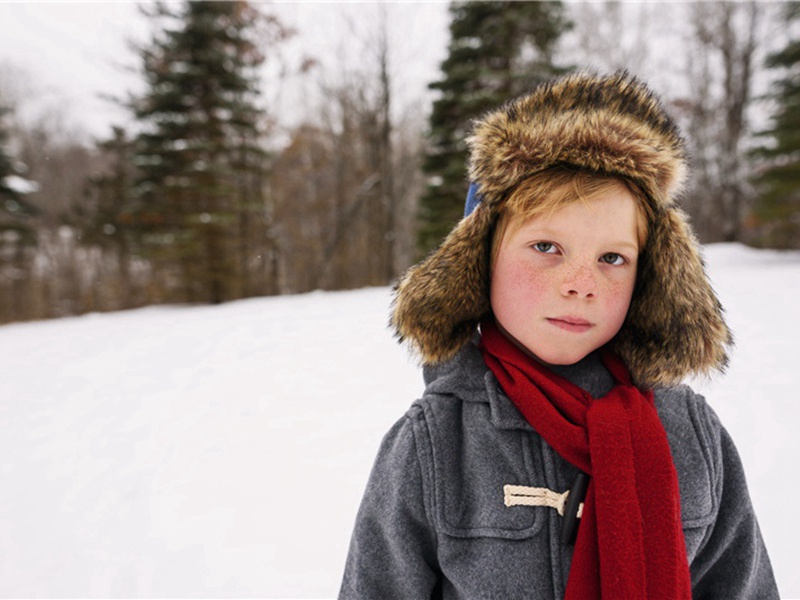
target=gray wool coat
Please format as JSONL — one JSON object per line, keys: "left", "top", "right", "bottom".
{"left": 339, "top": 341, "right": 779, "bottom": 599}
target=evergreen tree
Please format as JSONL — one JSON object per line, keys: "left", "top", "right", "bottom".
{"left": 126, "top": 1, "right": 284, "bottom": 303}
{"left": 0, "top": 105, "right": 37, "bottom": 241}
{"left": 0, "top": 103, "right": 38, "bottom": 320}
{"left": 80, "top": 126, "right": 139, "bottom": 305}
{"left": 417, "top": 1, "right": 571, "bottom": 254}
{"left": 751, "top": 3, "right": 800, "bottom": 248}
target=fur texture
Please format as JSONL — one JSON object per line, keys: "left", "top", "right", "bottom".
{"left": 392, "top": 72, "right": 732, "bottom": 387}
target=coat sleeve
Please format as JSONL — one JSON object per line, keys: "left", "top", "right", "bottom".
{"left": 339, "top": 406, "right": 441, "bottom": 599}
{"left": 690, "top": 401, "right": 780, "bottom": 599}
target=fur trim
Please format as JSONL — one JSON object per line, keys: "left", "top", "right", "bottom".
{"left": 467, "top": 72, "right": 687, "bottom": 210}
{"left": 392, "top": 203, "right": 493, "bottom": 364}
{"left": 617, "top": 206, "right": 732, "bottom": 386}
{"left": 392, "top": 72, "right": 732, "bottom": 387}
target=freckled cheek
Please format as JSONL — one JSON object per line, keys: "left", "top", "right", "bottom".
{"left": 602, "top": 278, "right": 636, "bottom": 327}
{"left": 490, "top": 259, "right": 550, "bottom": 320}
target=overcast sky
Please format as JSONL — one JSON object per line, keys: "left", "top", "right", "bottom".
{"left": 0, "top": 1, "right": 450, "bottom": 141}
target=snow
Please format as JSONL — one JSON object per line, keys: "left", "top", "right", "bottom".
{"left": 2, "top": 174, "right": 39, "bottom": 195}
{"left": 0, "top": 243, "right": 797, "bottom": 598}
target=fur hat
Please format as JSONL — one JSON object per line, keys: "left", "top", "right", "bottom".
{"left": 392, "top": 71, "right": 732, "bottom": 387}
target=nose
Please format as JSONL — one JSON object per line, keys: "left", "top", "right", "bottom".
{"left": 560, "top": 262, "right": 597, "bottom": 298}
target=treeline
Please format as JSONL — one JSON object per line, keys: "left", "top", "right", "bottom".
{"left": 0, "top": 1, "right": 798, "bottom": 324}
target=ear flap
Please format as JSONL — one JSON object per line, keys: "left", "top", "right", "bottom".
{"left": 391, "top": 204, "right": 495, "bottom": 364}
{"left": 613, "top": 207, "right": 733, "bottom": 387}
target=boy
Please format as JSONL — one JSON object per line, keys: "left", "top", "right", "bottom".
{"left": 340, "top": 72, "right": 778, "bottom": 599}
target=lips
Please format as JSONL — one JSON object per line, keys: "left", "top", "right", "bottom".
{"left": 546, "top": 316, "right": 593, "bottom": 333}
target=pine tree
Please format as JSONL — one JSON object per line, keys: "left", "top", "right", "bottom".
{"left": 79, "top": 126, "right": 139, "bottom": 305}
{"left": 417, "top": 1, "right": 571, "bottom": 254}
{"left": 0, "top": 103, "right": 39, "bottom": 320}
{"left": 126, "top": 1, "right": 285, "bottom": 303}
{"left": 751, "top": 3, "right": 800, "bottom": 248}
{"left": 0, "top": 105, "right": 37, "bottom": 240}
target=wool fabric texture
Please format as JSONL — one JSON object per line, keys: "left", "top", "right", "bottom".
{"left": 479, "top": 319, "right": 692, "bottom": 600}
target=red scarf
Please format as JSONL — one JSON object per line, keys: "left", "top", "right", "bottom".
{"left": 479, "top": 319, "right": 691, "bottom": 599}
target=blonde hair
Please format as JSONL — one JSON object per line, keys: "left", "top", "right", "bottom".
{"left": 490, "top": 168, "right": 652, "bottom": 268}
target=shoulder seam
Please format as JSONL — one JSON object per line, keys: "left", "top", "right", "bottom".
{"left": 409, "top": 404, "right": 439, "bottom": 543}
{"left": 683, "top": 390, "right": 722, "bottom": 529}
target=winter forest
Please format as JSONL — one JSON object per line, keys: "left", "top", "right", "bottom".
{"left": 0, "top": 1, "right": 798, "bottom": 324}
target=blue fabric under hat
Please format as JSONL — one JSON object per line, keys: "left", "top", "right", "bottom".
{"left": 464, "top": 182, "right": 483, "bottom": 217}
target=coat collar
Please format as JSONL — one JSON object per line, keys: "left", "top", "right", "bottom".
{"left": 422, "top": 338, "right": 617, "bottom": 432}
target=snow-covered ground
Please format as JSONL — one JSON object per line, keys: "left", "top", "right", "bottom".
{"left": 0, "top": 243, "right": 797, "bottom": 598}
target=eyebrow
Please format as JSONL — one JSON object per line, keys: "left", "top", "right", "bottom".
{"left": 522, "top": 226, "right": 639, "bottom": 252}
{"left": 609, "top": 241, "right": 639, "bottom": 252}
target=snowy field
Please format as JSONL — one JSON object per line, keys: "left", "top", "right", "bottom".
{"left": 0, "top": 243, "right": 797, "bottom": 598}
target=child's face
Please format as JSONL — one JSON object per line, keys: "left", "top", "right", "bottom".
{"left": 490, "top": 184, "right": 640, "bottom": 366}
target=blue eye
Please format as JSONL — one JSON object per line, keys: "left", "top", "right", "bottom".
{"left": 600, "top": 253, "right": 624, "bottom": 265}
{"left": 534, "top": 242, "right": 557, "bottom": 254}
